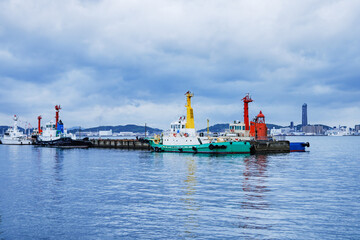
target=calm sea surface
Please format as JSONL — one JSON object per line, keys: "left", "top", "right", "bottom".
{"left": 0, "top": 137, "right": 359, "bottom": 239}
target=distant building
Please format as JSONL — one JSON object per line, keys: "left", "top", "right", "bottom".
{"left": 270, "top": 127, "right": 296, "bottom": 136}
{"left": 302, "top": 103, "right": 308, "bottom": 126}
{"left": 117, "top": 132, "right": 136, "bottom": 136}
{"left": 99, "top": 129, "right": 112, "bottom": 136}
{"left": 290, "top": 121, "right": 294, "bottom": 129}
{"left": 326, "top": 126, "right": 351, "bottom": 136}
{"left": 302, "top": 125, "right": 324, "bottom": 135}
{"left": 355, "top": 124, "right": 360, "bottom": 132}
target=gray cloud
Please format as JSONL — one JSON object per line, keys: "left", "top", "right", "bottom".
{"left": 0, "top": 0, "right": 359, "bottom": 128}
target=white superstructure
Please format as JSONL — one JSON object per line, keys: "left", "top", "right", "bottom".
{"left": 224, "top": 121, "right": 252, "bottom": 140}
{"left": 160, "top": 115, "right": 209, "bottom": 146}
{"left": 37, "top": 120, "right": 76, "bottom": 142}
{"left": 1, "top": 115, "right": 32, "bottom": 145}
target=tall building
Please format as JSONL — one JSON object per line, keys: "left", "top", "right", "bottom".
{"left": 290, "top": 121, "right": 294, "bottom": 129}
{"left": 355, "top": 124, "right": 360, "bottom": 132}
{"left": 302, "top": 103, "right": 308, "bottom": 126}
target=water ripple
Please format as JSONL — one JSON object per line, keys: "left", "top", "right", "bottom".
{"left": 0, "top": 137, "right": 360, "bottom": 239}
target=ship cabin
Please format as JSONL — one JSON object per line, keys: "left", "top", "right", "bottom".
{"left": 41, "top": 121, "right": 57, "bottom": 139}
{"left": 45, "top": 122, "right": 56, "bottom": 130}
{"left": 227, "top": 121, "right": 250, "bottom": 138}
{"left": 170, "top": 116, "right": 187, "bottom": 134}
{"left": 39, "top": 120, "right": 74, "bottom": 141}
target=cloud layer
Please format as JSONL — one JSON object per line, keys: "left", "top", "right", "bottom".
{"left": 0, "top": 0, "right": 359, "bottom": 129}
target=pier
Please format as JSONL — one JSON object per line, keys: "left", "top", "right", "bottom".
{"left": 90, "top": 139, "right": 150, "bottom": 150}
{"left": 250, "top": 140, "right": 290, "bottom": 154}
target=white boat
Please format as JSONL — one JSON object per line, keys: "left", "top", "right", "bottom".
{"left": 1, "top": 115, "right": 32, "bottom": 145}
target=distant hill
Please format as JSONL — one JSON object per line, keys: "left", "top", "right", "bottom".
{"left": 198, "top": 123, "right": 286, "bottom": 133}
{"left": 198, "top": 124, "right": 229, "bottom": 133}
{"left": 0, "top": 126, "right": 32, "bottom": 135}
{"left": 266, "top": 124, "right": 286, "bottom": 129}
{"left": 0, "top": 123, "right": 335, "bottom": 136}
{"left": 314, "top": 124, "right": 331, "bottom": 130}
{"left": 68, "top": 124, "right": 163, "bottom": 134}
{"left": 0, "top": 126, "right": 8, "bottom": 134}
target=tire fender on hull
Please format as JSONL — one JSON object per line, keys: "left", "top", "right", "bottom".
{"left": 192, "top": 146, "right": 197, "bottom": 153}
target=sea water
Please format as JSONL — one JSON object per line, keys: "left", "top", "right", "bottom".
{"left": 0, "top": 136, "right": 359, "bottom": 239}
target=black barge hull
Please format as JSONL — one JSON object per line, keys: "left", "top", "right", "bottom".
{"left": 35, "top": 137, "right": 92, "bottom": 148}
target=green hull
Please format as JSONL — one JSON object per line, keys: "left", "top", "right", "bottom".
{"left": 149, "top": 140, "right": 251, "bottom": 154}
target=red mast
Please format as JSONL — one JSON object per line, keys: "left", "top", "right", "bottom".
{"left": 37, "top": 116, "right": 42, "bottom": 134}
{"left": 55, "top": 105, "right": 61, "bottom": 128}
{"left": 242, "top": 94, "right": 253, "bottom": 131}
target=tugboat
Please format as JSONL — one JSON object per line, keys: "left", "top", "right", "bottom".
{"left": 35, "top": 105, "right": 92, "bottom": 148}
{"left": 225, "top": 94, "right": 310, "bottom": 153}
{"left": 1, "top": 115, "right": 32, "bottom": 145}
{"left": 148, "top": 91, "right": 251, "bottom": 154}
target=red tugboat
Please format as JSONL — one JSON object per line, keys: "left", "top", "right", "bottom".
{"left": 227, "top": 94, "right": 309, "bottom": 153}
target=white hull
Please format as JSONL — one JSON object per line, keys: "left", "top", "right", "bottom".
{"left": 1, "top": 138, "right": 32, "bottom": 145}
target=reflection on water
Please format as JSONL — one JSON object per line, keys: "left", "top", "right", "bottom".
{"left": 239, "top": 154, "right": 270, "bottom": 230}
{"left": 0, "top": 213, "right": 3, "bottom": 236}
{"left": 181, "top": 157, "right": 199, "bottom": 238}
{"left": 53, "top": 149, "right": 64, "bottom": 183}
{"left": 7, "top": 145, "right": 21, "bottom": 160}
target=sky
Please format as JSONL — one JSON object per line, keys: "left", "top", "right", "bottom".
{"left": 0, "top": 0, "right": 359, "bottom": 130}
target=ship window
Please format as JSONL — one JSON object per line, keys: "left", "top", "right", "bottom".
{"left": 242, "top": 126, "right": 245, "bottom": 130}
{"left": 182, "top": 125, "right": 185, "bottom": 128}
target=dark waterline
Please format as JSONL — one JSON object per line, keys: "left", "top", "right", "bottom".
{"left": 0, "top": 136, "right": 359, "bottom": 239}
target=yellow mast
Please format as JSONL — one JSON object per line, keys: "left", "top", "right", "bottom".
{"left": 207, "top": 119, "right": 209, "bottom": 135}
{"left": 185, "top": 91, "right": 195, "bottom": 129}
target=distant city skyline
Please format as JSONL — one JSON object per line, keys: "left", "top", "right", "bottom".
{"left": 0, "top": 1, "right": 360, "bottom": 129}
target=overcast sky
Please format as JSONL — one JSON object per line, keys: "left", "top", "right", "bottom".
{"left": 0, "top": 0, "right": 359, "bottom": 129}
